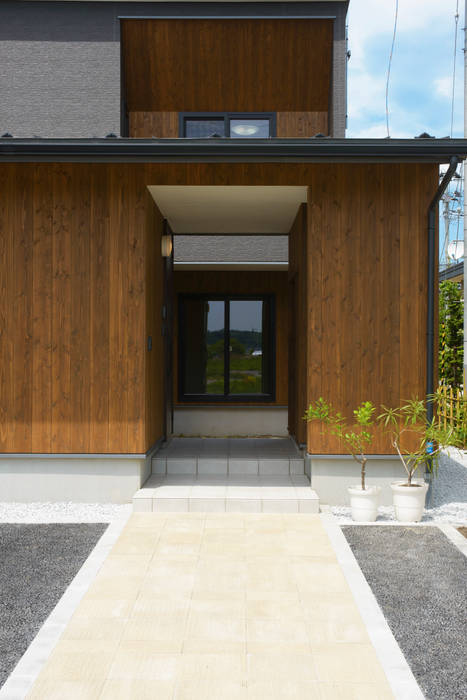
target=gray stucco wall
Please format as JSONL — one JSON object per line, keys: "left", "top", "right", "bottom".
{"left": 175, "top": 235, "right": 288, "bottom": 263}
{"left": 0, "top": 1, "right": 348, "bottom": 138}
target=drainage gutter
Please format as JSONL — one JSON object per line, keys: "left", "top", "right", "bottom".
{"left": 426, "top": 156, "right": 459, "bottom": 423}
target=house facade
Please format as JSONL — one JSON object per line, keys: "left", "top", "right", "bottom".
{"left": 0, "top": 0, "right": 466, "bottom": 504}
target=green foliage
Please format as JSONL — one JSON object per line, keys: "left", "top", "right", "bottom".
{"left": 431, "top": 388, "right": 467, "bottom": 449}
{"left": 230, "top": 337, "right": 246, "bottom": 355}
{"left": 207, "top": 339, "right": 225, "bottom": 360}
{"left": 377, "top": 398, "right": 454, "bottom": 485}
{"left": 206, "top": 329, "right": 261, "bottom": 353}
{"left": 439, "top": 281, "right": 464, "bottom": 387}
{"left": 304, "top": 398, "right": 376, "bottom": 490}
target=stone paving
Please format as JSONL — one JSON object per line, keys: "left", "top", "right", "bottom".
{"left": 26, "top": 513, "right": 395, "bottom": 699}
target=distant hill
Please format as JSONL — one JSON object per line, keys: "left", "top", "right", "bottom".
{"left": 207, "top": 329, "right": 262, "bottom": 352}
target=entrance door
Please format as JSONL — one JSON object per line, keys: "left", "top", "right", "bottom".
{"left": 162, "top": 220, "right": 174, "bottom": 439}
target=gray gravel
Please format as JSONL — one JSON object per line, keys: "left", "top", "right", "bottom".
{"left": 430, "top": 448, "right": 467, "bottom": 507}
{"left": 0, "top": 523, "right": 107, "bottom": 688}
{"left": 343, "top": 526, "right": 467, "bottom": 700}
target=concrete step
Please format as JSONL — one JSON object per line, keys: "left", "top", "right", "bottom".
{"left": 133, "top": 475, "right": 319, "bottom": 514}
{"left": 152, "top": 455, "right": 305, "bottom": 477}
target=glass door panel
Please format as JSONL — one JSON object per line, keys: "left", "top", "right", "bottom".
{"left": 183, "top": 299, "right": 225, "bottom": 395}
{"left": 229, "top": 300, "right": 263, "bottom": 395}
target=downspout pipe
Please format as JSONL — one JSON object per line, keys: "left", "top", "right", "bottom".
{"left": 426, "top": 155, "right": 459, "bottom": 424}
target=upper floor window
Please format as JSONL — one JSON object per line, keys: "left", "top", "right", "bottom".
{"left": 180, "top": 113, "right": 275, "bottom": 138}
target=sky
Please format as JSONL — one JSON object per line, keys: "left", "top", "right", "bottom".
{"left": 346, "top": 0, "right": 465, "bottom": 138}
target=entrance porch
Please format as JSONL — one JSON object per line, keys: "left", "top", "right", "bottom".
{"left": 133, "top": 438, "right": 319, "bottom": 514}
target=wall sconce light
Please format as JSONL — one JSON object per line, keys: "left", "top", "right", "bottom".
{"left": 161, "top": 234, "right": 173, "bottom": 258}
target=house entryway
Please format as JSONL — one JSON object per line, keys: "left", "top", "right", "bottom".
{"left": 133, "top": 438, "right": 319, "bottom": 513}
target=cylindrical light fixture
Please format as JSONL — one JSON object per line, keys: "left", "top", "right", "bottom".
{"left": 161, "top": 234, "right": 173, "bottom": 258}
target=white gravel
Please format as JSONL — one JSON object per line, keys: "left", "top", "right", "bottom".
{"left": 2, "top": 449, "right": 466, "bottom": 525}
{"left": 0, "top": 502, "right": 132, "bottom": 523}
{"left": 333, "top": 448, "right": 467, "bottom": 524}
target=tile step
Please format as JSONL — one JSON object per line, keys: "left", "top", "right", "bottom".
{"left": 152, "top": 456, "right": 305, "bottom": 476}
{"left": 133, "top": 476, "right": 319, "bottom": 514}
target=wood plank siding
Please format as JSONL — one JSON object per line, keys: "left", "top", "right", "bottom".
{"left": 129, "top": 111, "right": 329, "bottom": 138}
{"left": 129, "top": 112, "right": 179, "bottom": 138}
{"left": 288, "top": 204, "right": 308, "bottom": 445}
{"left": 122, "top": 19, "right": 332, "bottom": 137}
{"left": 0, "top": 162, "right": 437, "bottom": 454}
{"left": 306, "top": 163, "right": 436, "bottom": 453}
{"left": 173, "top": 271, "right": 289, "bottom": 406}
{"left": 0, "top": 164, "right": 164, "bottom": 454}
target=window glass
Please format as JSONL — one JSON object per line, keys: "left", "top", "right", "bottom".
{"left": 185, "top": 119, "right": 225, "bottom": 138}
{"left": 229, "top": 300, "right": 263, "bottom": 394}
{"left": 180, "top": 296, "right": 274, "bottom": 400}
{"left": 229, "top": 119, "right": 270, "bottom": 138}
{"left": 183, "top": 299, "right": 224, "bottom": 395}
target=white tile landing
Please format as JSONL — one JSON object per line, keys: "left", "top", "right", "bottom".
{"left": 133, "top": 475, "right": 319, "bottom": 514}
{"left": 134, "top": 438, "right": 317, "bottom": 514}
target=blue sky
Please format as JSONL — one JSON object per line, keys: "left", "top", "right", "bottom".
{"left": 347, "top": 0, "right": 465, "bottom": 138}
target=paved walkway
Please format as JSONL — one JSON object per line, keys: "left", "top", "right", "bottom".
{"left": 26, "top": 513, "right": 394, "bottom": 699}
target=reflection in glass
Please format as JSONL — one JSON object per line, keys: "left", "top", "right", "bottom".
{"left": 229, "top": 300, "right": 263, "bottom": 394}
{"left": 229, "top": 119, "right": 270, "bottom": 138}
{"left": 185, "top": 119, "right": 225, "bottom": 138}
{"left": 183, "top": 299, "right": 224, "bottom": 394}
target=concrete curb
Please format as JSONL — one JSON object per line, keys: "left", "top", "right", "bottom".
{"left": 320, "top": 512, "right": 425, "bottom": 700}
{"left": 437, "top": 523, "right": 467, "bottom": 557}
{"left": 0, "top": 513, "right": 130, "bottom": 700}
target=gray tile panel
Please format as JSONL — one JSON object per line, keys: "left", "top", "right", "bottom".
{"left": 174, "top": 235, "right": 288, "bottom": 263}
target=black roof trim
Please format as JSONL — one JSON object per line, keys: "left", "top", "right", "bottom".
{"left": 439, "top": 261, "right": 464, "bottom": 281}
{"left": 1, "top": 138, "right": 467, "bottom": 163}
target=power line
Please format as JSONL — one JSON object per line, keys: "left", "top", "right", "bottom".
{"left": 385, "top": 0, "right": 399, "bottom": 138}
{"left": 450, "top": 0, "right": 460, "bottom": 137}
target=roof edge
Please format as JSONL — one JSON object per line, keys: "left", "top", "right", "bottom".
{"left": 0, "top": 137, "right": 466, "bottom": 163}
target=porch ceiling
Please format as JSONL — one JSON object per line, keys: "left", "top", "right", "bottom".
{"left": 147, "top": 185, "right": 308, "bottom": 233}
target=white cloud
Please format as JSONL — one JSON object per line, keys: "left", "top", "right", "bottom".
{"left": 346, "top": 0, "right": 465, "bottom": 138}
{"left": 434, "top": 76, "right": 454, "bottom": 98}
{"left": 348, "top": 0, "right": 451, "bottom": 69}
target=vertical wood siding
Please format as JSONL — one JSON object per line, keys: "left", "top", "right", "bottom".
{"left": 0, "top": 162, "right": 436, "bottom": 455}
{"left": 288, "top": 204, "right": 308, "bottom": 444}
{"left": 306, "top": 163, "right": 437, "bottom": 453}
{"left": 121, "top": 19, "right": 333, "bottom": 113}
{"left": 0, "top": 164, "right": 163, "bottom": 453}
{"left": 129, "top": 111, "right": 329, "bottom": 138}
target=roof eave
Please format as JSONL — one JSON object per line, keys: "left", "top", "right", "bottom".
{"left": 0, "top": 138, "right": 466, "bottom": 163}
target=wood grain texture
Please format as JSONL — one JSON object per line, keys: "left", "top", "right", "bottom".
{"left": 173, "top": 271, "right": 289, "bottom": 406}
{"left": 0, "top": 161, "right": 436, "bottom": 455}
{"left": 129, "top": 112, "right": 179, "bottom": 138}
{"left": 0, "top": 164, "right": 164, "bottom": 453}
{"left": 145, "top": 195, "right": 165, "bottom": 449}
{"left": 276, "top": 112, "right": 329, "bottom": 137}
{"left": 306, "top": 163, "right": 437, "bottom": 454}
{"left": 121, "top": 19, "right": 333, "bottom": 113}
{"left": 288, "top": 204, "right": 307, "bottom": 445}
{"left": 130, "top": 111, "right": 329, "bottom": 138}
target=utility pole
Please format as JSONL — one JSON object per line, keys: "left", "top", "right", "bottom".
{"left": 464, "top": 0, "right": 467, "bottom": 391}
{"left": 463, "top": 0, "right": 467, "bottom": 397}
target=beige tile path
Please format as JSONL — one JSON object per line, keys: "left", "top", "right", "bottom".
{"left": 26, "top": 513, "right": 395, "bottom": 699}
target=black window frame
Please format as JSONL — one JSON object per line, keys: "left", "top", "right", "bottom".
{"left": 178, "top": 294, "right": 276, "bottom": 403}
{"left": 179, "top": 112, "right": 276, "bottom": 138}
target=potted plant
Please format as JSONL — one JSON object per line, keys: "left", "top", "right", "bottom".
{"left": 378, "top": 398, "right": 453, "bottom": 522}
{"left": 304, "top": 398, "right": 380, "bottom": 521}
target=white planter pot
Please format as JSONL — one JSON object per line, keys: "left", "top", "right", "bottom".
{"left": 391, "top": 480, "right": 428, "bottom": 522}
{"left": 347, "top": 485, "right": 381, "bottom": 522}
